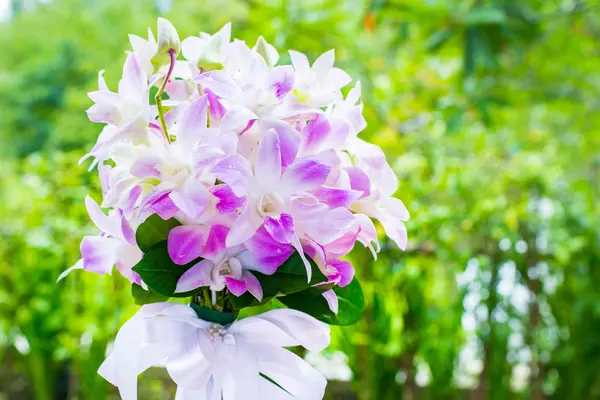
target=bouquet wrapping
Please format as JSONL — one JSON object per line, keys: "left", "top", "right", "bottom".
{"left": 63, "top": 18, "right": 409, "bottom": 399}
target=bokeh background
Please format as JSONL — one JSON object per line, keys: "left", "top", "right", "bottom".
{"left": 1, "top": 0, "right": 599, "bottom": 399}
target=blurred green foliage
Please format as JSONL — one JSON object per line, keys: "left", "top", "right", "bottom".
{"left": 0, "top": 0, "right": 599, "bottom": 399}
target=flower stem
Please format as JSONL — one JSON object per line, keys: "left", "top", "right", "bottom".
{"left": 154, "top": 48, "right": 177, "bottom": 144}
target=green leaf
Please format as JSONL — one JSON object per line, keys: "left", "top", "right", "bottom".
{"left": 463, "top": 8, "right": 506, "bottom": 26}
{"left": 190, "top": 303, "right": 237, "bottom": 325}
{"left": 228, "top": 251, "right": 328, "bottom": 310}
{"left": 135, "top": 214, "right": 181, "bottom": 253}
{"left": 424, "top": 28, "right": 454, "bottom": 52}
{"left": 131, "top": 283, "right": 169, "bottom": 305}
{"left": 278, "top": 278, "right": 365, "bottom": 326}
{"left": 132, "top": 241, "right": 200, "bottom": 297}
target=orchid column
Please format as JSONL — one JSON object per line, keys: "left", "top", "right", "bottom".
{"left": 64, "top": 18, "right": 409, "bottom": 400}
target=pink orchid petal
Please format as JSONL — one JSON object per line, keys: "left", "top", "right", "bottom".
{"left": 118, "top": 52, "right": 146, "bottom": 99}
{"left": 212, "top": 154, "right": 253, "bottom": 197}
{"left": 123, "top": 184, "right": 143, "bottom": 217}
{"left": 295, "top": 202, "right": 356, "bottom": 246}
{"left": 313, "top": 186, "right": 363, "bottom": 208}
{"left": 168, "top": 225, "right": 204, "bottom": 265}
{"left": 302, "top": 114, "right": 330, "bottom": 153}
{"left": 346, "top": 166, "right": 371, "bottom": 198}
{"left": 120, "top": 213, "right": 136, "bottom": 246}
{"left": 226, "top": 204, "right": 263, "bottom": 248}
{"left": 261, "top": 120, "right": 301, "bottom": 168}
{"left": 264, "top": 213, "right": 294, "bottom": 244}
{"left": 255, "top": 129, "right": 282, "bottom": 188}
{"left": 176, "top": 95, "right": 208, "bottom": 150}
{"left": 86, "top": 92, "right": 121, "bottom": 125}
{"left": 268, "top": 66, "right": 294, "bottom": 99}
{"left": 354, "top": 214, "right": 380, "bottom": 257}
{"left": 192, "top": 144, "right": 225, "bottom": 174}
{"left": 130, "top": 155, "right": 161, "bottom": 179}
{"left": 80, "top": 236, "right": 119, "bottom": 274}
{"left": 210, "top": 184, "right": 245, "bottom": 215}
{"left": 241, "top": 229, "right": 294, "bottom": 274}
{"left": 281, "top": 158, "right": 332, "bottom": 193}
{"left": 224, "top": 276, "right": 248, "bottom": 297}
{"left": 194, "top": 70, "right": 243, "bottom": 101}
{"left": 220, "top": 106, "right": 257, "bottom": 133}
{"left": 149, "top": 192, "right": 180, "bottom": 220}
{"left": 291, "top": 236, "right": 312, "bottom": 282}
{"left": 85, "top": 196, "right": 122, "bottom": 238}
{"left": 328, "top": 260, "right": 354, "bottom": 287}
{"left": 325, "top": 230, "right": 360, "bottom": 259}
{"left": 198, "top": 225, "right": 229, "bottom": 260}
{"left": 205, "top": 89, "right": 226, "bottom": 122}
{"left": 242, "top": 270, "right": 263, "bottom": 301}
{"left": 322, "top": 289, "right": 339, "bottom": 314}
{"left": 169, "top": 180, "right": 210, "bottom": 220}
{"left": 176, "top": 259, "right": 214, "bottom": 293}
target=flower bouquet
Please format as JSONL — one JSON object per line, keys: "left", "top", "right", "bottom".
{"left": 62, "top": 18, "right": 409, "bottom": 400}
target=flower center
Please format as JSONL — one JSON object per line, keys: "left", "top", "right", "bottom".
{"left": 212, "top": 256, "right": 243, "bottom": 284}
{"left": 257, "top": 192, "right": 285, "bottom": 217}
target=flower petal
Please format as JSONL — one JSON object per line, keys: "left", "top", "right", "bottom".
{"left": 224, "top": 276, "right": 248, "bottom": 297}
{"left": 118, "top": 52, "right": 147, "bottom": 99}
{"left": 312, "top": 49, "right": 335, "bottom": 81}
{"left": 175, "top": 259, "right": 214, "bottom": 293}
{"left": 169, "top": 179, "right": 210, "bottom": 220}
{"left": 301, "top": 114, "right": 330, "bottom": 153}
{"left": 85, "top": 195, "right": 122, "bottom": 237}
{"left": 242, "top": 271, "right": 263, "bottom": 301}
{"left": 198, "top": 225, "right": 229, "bottom": 260}
{"left": 80, "top": 236, "right": 119, "bottom": 274}
{"left": 254, "top": 129, "right": 281, "bottom": 189}
{"left": 149, "top": 191, "right": 180, "bottom": 220}
{"left": 322, "top": 289, "right": 339, "bottom": 314}
{"left": 225, "top": 203, "right": 263, "bottom": 248}
{"left": 263, "top": 213, "right": 294, "bottom": 244}
{"left": 280, "top": 158, "right": 331, "bottom": 193}
{"left": 313, "top": 186, "right": 363, "bottom": 208}
{"left": 168, "top": 225, "right": 205, "bottom": 265}
{"left": 212, "top": 155, "right": 253, "bottom": 197}
{"left": 328, "top": 260, "right": 354, "bottom": 287}
{"left": 260, "top": 120, "right": 300, "bottom": 168}
{"left": 206, "top": 89, "right": 226, "bottom": 122}
{"left": 130, "top": 155, "right": 161, "bottom": 179}
{"left": 176, "top": 95, "right": 208, "bottom": 150}
{"left": 241, "top": 229, "right": 293, "bottom": 275}
{"left": 346, "top": 166, "right": 371, "bottom": 198}
{"left": 194, "top": 70, "right": 242, "bottom": 101}
{"left": 268, "top": 66, "right": 294, "bottom": 99}
{"left": 210, "top": 184, "right": 245, "bottom": 215}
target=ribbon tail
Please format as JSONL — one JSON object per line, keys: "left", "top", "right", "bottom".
{"left": 258, "top": 346, "right": 327, "bottom": 400}
{"left": 98, "top": 303, "right": 190, "bottom": 400}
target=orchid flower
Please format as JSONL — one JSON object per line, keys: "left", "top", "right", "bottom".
{"left": 182, "top": 22, "right": 232, "bottom": 70}
{"left": 75, "top": 196, "right": 143, "bottom": 284}
{"left": 168, "top": 224, "right": 271, "bottom": 300}
{"left": 99, "top": 304, "right": 330, "bottom": 400}
{"left": 84, "top": 53, "right": 152, "bottom": 164}
{"left": 289, "top": 49, "right": 351, "bottom": 107}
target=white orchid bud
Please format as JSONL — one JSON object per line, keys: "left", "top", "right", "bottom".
{"left": 253, "top": 36, "right": 279, "bottom": 68}
{"left": 151, "top": 17, "right": 180, "bottom": 71}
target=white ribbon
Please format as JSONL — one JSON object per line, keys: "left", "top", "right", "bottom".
{"left": 98, "top": 303, "right": 330, "bottom": 400}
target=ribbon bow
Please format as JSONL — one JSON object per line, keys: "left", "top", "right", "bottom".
{"left": 98, "top": 303, "right": 331, "bottom": 400}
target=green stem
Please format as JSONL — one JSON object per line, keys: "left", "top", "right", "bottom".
{"left": 154, "top": 48, "right": 177, "bottom": 144}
